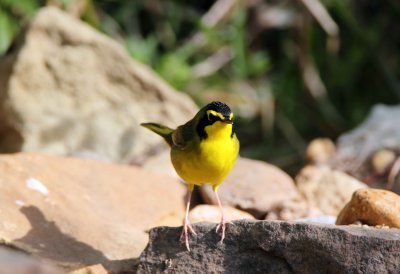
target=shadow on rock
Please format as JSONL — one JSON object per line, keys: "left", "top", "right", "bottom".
{"left": 14, "top": 206, "right": 137, "bottom": 272}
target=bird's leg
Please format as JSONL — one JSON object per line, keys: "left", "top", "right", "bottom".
{"left": 180, "top": 185, "right": 196, "bottom": 251}
{"left": 214, "top": 188, "right": 226, "bottom": 243}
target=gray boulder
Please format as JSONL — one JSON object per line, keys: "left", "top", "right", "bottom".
{"left": 0, "top": 7, "right": 197, "bottom": 163}
{"left": 138, "top": 220, "right": 400, "bottom": 273}
{"left": 331, "top": 104, "right": 400, "bottom": 191}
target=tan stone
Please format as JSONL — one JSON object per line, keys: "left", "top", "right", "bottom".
{"left": 0, "top": 7, "right": 197, "bottom": 163}
{"left": 265, "top": 198, "right": 324, "bottom": 221}
{"left": 201, "top": 158, "right": 303, "bottom": 218}
{"left": 0, "top": 153, "right": 186, "bottom": 272}
{"left": 143, "top": 152, "right": 310, "bottom": 220}
{"left": 155, "top": 210, "right": 185, "bottom": 227}
{"left": 296, "top": 165, "right": 368, "bottom": 215}
{"left": 144, "top": 154, "right": 304, "bottom": 218}
{"left": 371, "top": 149, "right": 396, "bottom": 174}
{"left": 142, "top": 150, "right": 177, "bottom": 178}
{"left": 189, "top": 205, "right": 254, "bottom": 224}
{"left": 306, "top": 138, "right": 335, "bottom": 165}
{"left": 68, "top": 264, "right": 108, "bottom": 274}
{"left": 336, "top": 188, "right": 400, "bottom": 228}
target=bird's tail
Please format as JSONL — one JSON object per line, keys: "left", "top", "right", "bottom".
{"left": 140, "top": 123, "right": 174, "bottom": 146}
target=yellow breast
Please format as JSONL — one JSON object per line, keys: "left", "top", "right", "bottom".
{"left": 171, "top": 122, "right": 239, "bottom": 189}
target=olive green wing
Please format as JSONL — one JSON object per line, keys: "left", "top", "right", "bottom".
{"left": 140, "top": 123, "right": 174, "bottom": 147}
{"left": 172, "top": 120, "right": 197, "bottom": 150}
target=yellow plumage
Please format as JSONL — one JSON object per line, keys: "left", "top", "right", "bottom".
{"left": 141, "top": 101, "right": 240, "bottom": 251}
{"left": 171, "top": 121, "right": 239, "bottom": 191}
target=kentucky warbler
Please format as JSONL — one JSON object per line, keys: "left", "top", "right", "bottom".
{"left": 141, "top": 101, "right": 240, "bottom": 251}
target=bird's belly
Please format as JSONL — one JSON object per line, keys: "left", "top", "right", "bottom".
{"left": 171, "top": 137, "right": 239, "bottom": 186}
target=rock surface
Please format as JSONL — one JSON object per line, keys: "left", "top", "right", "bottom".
{"left": 138, "top": 220, "right": 400, "bottom": 273}
{"left": 189, "top": 205, "right": 254, "bottom": 224}
{"left": 371, "top": 149, "right": 396, "bottom": 174}
{"left": 0, "top": 7, "right": 197, "bottom": 163}
{"left": 68, "top": 264, "right": 108, "bottom": 274}
{"left": 0, "top": 246, "right": 61, "bottom": 274}
{"left": 144, "top": 154, "right": 306, "bottom": 219}
{"left": 331, "top": 104, "right": 400, "bottom": 181}
{"left": 296, "top": 165, "right": 368, "bottom": 215}
{"left": 264, "top": 197, "right": 323, "bottom": 221}
{"left": 0, "top": 153, "right": 186, "bottom": 272}
{"left": 336, "top": 188, "right": 400, "bottom": 228}
{"left": 201, "top": 158, "right": 305, "bottom": 218}
{"left": 142, "top": 150, "right": 178, "bottom": 178}
{"left": 305, "top": 138, "right": 336, "bottom": 164}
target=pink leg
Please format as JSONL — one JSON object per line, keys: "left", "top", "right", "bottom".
{"left": 215, "top": 189, "right": 226, "bottom": 243}
{"left": 180, "top": 185, "right": 196, "bottom": 251}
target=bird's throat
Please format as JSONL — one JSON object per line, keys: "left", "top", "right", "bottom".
{"left": 204, "top": 122, "right": 233, "bottom": 140}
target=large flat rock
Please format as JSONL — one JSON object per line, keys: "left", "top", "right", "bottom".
{"left": 138, "top": 220, "right": 400, "bottom": 273}
{"left": 0, "top": 153, "right": 186, "bottom": 273}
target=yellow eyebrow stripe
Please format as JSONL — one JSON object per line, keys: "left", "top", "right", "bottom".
{"left": 207, "top": 110, "right": 225, "bottom": 120}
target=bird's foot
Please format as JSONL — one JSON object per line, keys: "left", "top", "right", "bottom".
{"left": 180, "top": 219, "right": 197, "bottom": 251}
{"left": 216, "top": 218, "right": 228, "bottom": 243}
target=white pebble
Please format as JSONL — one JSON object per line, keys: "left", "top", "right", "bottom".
{"left": 15, "top": 199, "right": 25, "bottom": 206}
{"left": 26, "top": 178, "right": 49, "bottom": 196}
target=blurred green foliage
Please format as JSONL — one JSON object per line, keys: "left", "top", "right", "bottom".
{"left": 0, "top": 0, "right": 39, "bottom": 51}
{"left": 0, "top": 0, "right": 399, "bottom": 172}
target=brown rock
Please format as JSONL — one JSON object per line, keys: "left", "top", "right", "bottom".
{"left": 0, "top": 153, "right": 186, "bottom": 272}
{"left": 336, "top": 188, "right": 400, "bottom": 228}
{"left": 306, "top": 138, "right": 335, "bottom": 165}
{"left": 144, "top": 154, "right": 308, "bottom": 220}
{"left": 68, "top": 264, "right": 108, "bottom": 274}
{"left": 265, "top": 198, "right": 324, "bottom": 221}
{"left": 0, "top": 245, "right": 61, "bottom": 274}
{"left": 0, "top": 7, "right": 197, "bottom": 163}
{"left": 142, "top": 150, "right": 178, "bottom": 179}
{"left": 200, "top": 158, "right": 303, "bottom": 218}
{"left": 189, "top": 205, "right": 254, "bottom": 224}
{"left": 155, "top": 210, "right": 185, "bottom": 228}
{"left": 371, "top": 149, "right": 396, "bottom": 174}
{"left": 296, "top": 165, "right": 368, "bottom": 215}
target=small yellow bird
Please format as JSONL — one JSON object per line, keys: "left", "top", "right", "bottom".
{"left": 141, "top": 101, "right": 240, "bottom": 251}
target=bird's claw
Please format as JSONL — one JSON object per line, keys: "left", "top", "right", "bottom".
{"left": 216, "top": 219, "right": 229, "bottom": 243}
{"left": 180, "top": 220, "right": 196, "bottom": 251}
{"left": 187, "top": 223, "right": 197, "bottom": 235}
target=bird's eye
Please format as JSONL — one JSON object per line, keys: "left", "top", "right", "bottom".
{"left": 207, "top": 113, "right": 218, "bottom": 122}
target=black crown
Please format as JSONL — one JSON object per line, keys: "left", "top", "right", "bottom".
{"left": 206, "top": 101, "right": 232, "bottom": 117}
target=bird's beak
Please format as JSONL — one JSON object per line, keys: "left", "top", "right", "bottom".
{"left": 221, "top": 117, "right": 233, "bottom": 124}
